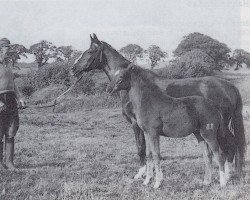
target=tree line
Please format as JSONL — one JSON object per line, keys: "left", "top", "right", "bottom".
{"left": 7, "top": 32, "right": 250, "bottom": 71}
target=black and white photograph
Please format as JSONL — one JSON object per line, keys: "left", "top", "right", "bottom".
{"left": 0, "top": 0, "right": 249, "bottom": 199}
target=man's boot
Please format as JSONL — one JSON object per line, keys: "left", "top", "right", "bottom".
{"left": 0, "top": 140, "right": 6, "bottom": 170}
{"left": 5, "top": 137, "right": 16, "bottom": 170}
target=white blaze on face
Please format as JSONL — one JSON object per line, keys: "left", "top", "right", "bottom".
{"left": 74, "top": 52, "right": 84, "bottom": 65}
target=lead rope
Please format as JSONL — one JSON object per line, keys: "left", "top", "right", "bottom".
{"left": 24, "top": 73, "right": 85, "bottom": 110}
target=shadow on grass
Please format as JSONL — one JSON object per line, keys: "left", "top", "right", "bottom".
{"left": 161, "top": 155, "right": 201, "bottom": 161}
{"left": 18, "top": 158, "right": 75, "bottom": 169}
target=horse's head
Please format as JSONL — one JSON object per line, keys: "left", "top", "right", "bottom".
{"left": 107, "top": 65, "right": 134, "bottom": 94}
{"left": 71, "top": 33, "right": 105, "bottom": 78}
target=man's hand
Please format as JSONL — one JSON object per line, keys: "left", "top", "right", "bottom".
{"left": 18, "top": 99, "right": 26, "bottom": 109}
{"left": 0, "top": 101, "right": 6, "bottom": 112}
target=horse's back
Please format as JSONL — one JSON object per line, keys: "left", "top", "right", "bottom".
{"left": 165, "top": 76, "right": 237, "bottom": 112}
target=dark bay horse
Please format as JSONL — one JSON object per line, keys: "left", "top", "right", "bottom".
{"left": 71, "top": 34, "right": 246, "bottom": 179}
{"left": 107, "top": 65, "right": 232, "bottom": 188}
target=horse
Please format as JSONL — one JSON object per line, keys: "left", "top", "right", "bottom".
{"left": 71, "top": 33, "right": 246, "bottom": 180}
{"left": 107, "top": 64, "right": 235, "bottom": 188}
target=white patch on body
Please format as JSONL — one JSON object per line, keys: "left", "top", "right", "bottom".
{"left": 114, "top": 70, "right": 120, "bottom": 76}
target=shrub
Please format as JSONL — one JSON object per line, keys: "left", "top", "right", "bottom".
{"left": 71, "top": 75, "right": 96, "bottom": 95}
{"left": 21, "top": 85, "right": 35, "bottom": 97}
{"left": 22, "top": 62, "right": 95, "bottom": 95}
{"left": 23, "top": 62, "right": 70, "bottom": 90}
{"left": 164, "top": 49, "right": 215, "bottom": 78}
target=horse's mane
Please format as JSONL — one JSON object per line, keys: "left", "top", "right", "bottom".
{"left": 101, "top": 41, "right": 130, "bottom": 67}
{"left": 131, "top": 65, "right": 163, "bottom": 80}
{"left": 131, "top": 65, "right": 170, "bottom": 98}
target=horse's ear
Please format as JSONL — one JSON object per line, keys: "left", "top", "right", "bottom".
{"left": 92, "top": 33, "right": 101, "bottom": 44}
{"left": 90, "top": 34, "right": 93, "bottom": 42}
{"left": 93, "top": 33, "right": 98, "bottom": 40}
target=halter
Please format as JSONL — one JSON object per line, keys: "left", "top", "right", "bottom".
{"left": 84, "top": 43, "right": 105, "bottom": 72}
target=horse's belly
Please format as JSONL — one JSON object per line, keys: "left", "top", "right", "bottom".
{"left": 162, "top": 120, "right": 194, "bottom": 138}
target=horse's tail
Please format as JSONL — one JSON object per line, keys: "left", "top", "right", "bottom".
{"left": 231, "top": 86, "right": 246, "bottom": 178}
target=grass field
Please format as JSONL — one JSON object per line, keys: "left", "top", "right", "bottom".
{"left": 0, "top": 70, "right": 250, "bottom": 200}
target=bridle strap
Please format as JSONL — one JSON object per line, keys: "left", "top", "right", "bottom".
{"left": 77, "top": 43, "right": 105, "bottom": 75}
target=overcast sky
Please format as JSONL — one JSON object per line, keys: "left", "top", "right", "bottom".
{"left": 0, "top": 0, "right": 245, "bottom": 57}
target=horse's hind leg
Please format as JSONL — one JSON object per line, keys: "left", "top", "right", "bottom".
{"left": 201, "top": 141, "right": 213, "bottom": 185}
{"left": 201, "top": 129, "right": 227, "bottom": 187}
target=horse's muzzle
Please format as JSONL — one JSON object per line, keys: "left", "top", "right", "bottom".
{"left": 106, "top": 85, "right": 117, "bottom": 95}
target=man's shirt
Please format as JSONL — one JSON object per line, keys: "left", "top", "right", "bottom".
{"left": 0, "top": 64, "right": 15, "bottom": 95}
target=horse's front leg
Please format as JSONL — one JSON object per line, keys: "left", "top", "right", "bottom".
{"left": 133, "top": 122, "right": 147, "bottom": 180}
{"left": 132, "top": 122, "right": 146, "bottom": 166}
{"left": 142, "top": 132, "right": 154, "bottom": 185}
{"left": 124, "top": 101, "right": 146, "bottom": 166}
{"left": 149, "top": 132, "right": 163, "bottom": 189}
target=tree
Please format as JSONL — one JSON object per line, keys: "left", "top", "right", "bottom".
{"left": 7, "top": 44, "right": 29, "bottom": 68}
{"left": 173, "top": 32, "right": 231, "bottom": 70}
{"left": 120, "top": 44, "right": 143, "bottom": 64}
{"left": 233, "top": 49, "right": 250, "bottom": 70}
{"left": 57, "top": 46, "right": 74, "bottom": 63}
{"left": 169, "top": 49, "right": 215, "bottom": 78}
{"left": 145, "top": 45, "right": 168, "bottom": 69}
{"left": 30, "top": 40, "right": 58, "bottom": 68}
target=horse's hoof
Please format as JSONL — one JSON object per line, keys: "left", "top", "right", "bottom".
{"left": 134, "top": 175, "right": 140, "bottom": 180}
{"left": 143, "top": 179, "right": 150, "bottom": 185}
{"left": 225, "top": 173, "right": 231, "bottom": 182}
{"left": 5, "top": 163, "right": 17, "bottom": 171}
{"left": 0, "top": 163, "right": 7, "bottom": 170}
{"left": 153, "top": 182, "right": 161, "bottom": 189}
{"left": 220, "top": 180, "right": 227, "bottom": 187}
{"left": 203, "top": 179, "right": 211, "bottom": 185}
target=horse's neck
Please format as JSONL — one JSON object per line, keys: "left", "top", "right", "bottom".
{"left": 102, "top": 49, "right": 130, "bottom": 80}
{"left": 130, "top": 69, "right": 174, "bottom": 106}
{"left": 136, "top": 67, "right": 173, "bottom": 90}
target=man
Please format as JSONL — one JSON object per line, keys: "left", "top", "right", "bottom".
{"left": 0, "top": 38, "right": 25, "bottom": 170}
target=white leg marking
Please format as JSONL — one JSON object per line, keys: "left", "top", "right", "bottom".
{"left": 154, "top": 166, "right": 163, "bottom": 189}
{"left": 225, "top": 160, "right": 232, "bottom": 182}
{"left": 220, "top": 170, "right": 227, "bottom": 187}
{"left": 143, "top": 161, "right": 153, "bottom": 185}
{"left": 134, "top": 165, "right": 146, "bottom": 180}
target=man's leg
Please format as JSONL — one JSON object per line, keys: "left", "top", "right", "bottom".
{"left": 0, "top": 139, "right": 5, "bottom": 170}
{"left": 5, "top": 110, "right": 19, "bottom": 170}
{"left": 0, "top": 113, "right": 7, "bottom": 170}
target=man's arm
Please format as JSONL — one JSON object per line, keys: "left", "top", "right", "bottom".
{"left": 14, "top": 82, "right": 25, "bottom": 108}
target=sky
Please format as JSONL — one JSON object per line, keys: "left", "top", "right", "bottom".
{"left": 0, "top": 0, "right": 247, "bottom": 61}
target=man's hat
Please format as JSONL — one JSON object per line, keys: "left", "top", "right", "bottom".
{"left": 0, "top": 38, "right": 11, "bottom": 47}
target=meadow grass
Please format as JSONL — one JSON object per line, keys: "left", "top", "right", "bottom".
{"left": 0, "top": 69, "right": 249, "bottom": 199}
{"left": 0, "top": 107, "right": 249, "bottom": 200}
